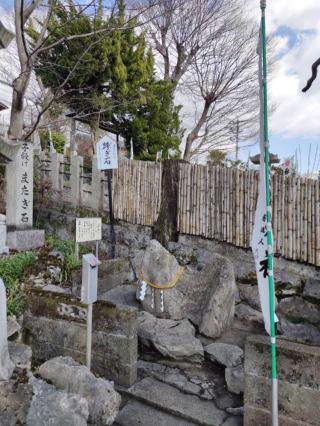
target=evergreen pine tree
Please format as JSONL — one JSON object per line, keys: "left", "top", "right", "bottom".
{"left": 32, "top": 0, "right": 181, "bottom": 159}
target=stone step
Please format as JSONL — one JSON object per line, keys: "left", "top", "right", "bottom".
{"left": 123, "top": 377, "right": 228, "bottom": 426}
{"left": 115, "top": 399, "right": 197, "bottom": 426}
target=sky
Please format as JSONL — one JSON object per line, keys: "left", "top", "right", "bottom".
{"left": 239, "top": 0, "right": 320, "bottom": 173}
{"left": 0, "top": 0, "right": 320, "bottom": 172}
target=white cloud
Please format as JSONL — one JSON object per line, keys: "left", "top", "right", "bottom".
{"left": 254, "top": 0, "right": 320, "bottom": 140}
{"left": 269, "top": 35, "right": 320, "bottom": 138}
{"left": 266, "top": 0, "right": 320, "bottom": 33}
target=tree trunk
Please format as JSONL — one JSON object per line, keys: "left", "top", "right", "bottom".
{"left": 90, "top": 116, "right": 100, "bottom": 155}
{"left": 8, "top": 71, "right": 31, "bottom": 140}
{"left": 183, "top": 98, "right": 212, "bottom": 161}
{"left": 70, "top": 119, "right": 77, "bottom": 154}
{"left": 153, "top": 160, "right": 181, "bottom": 248}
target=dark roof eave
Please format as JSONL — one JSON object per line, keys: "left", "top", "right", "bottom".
{"left": 65, "top": 112, "right": 119, "bottom": 135}
{"left": 250, "top": 153, "right": 280, "bottom": 165}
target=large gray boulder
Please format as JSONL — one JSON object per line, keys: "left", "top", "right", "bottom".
{"left": 72, "top": 257, "right": 135, "bottom": 297}
{"left": 278, "top": 317, "right": 320, "bottom": 345}
{"left": 204, "top": 343, "right": 243, "bottom": 368}
{"left": 303, "top": 278, "right": 320, "bottom": 302}
{"left": 7, "top": 315, "right": 21, "bottom": 338}
{"left": 138, "top": 311, "right": 204, "bottom": 363}
{"left": 0, "top": 379, "right": 33, "bottom": 425}
{"left": 277, "top": 297, "right": 320, "bottom": 326}
{"left": 225, "top": 364, "right": 244, "bottom": 395}
{"left": 100, "top": 284, "right": 140, "bottom": 309}
{"left": 8, "top": 342, "right": 32, "bottom": 370}
{"left": 98, "top": 258, "right": 136, "bottom": 294}
{"left": 27, "top": 375, "right": 89, "bottom": 426}
{"left": 38, "top": 357, "right": 121, "bottom": 425}
{"left": 135, "top": 240, "right": 236, "bottom": 338}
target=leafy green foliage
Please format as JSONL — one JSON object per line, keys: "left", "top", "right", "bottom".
{"left": 120, "top": 80, "right": 181, "bottom": 160}
{"left": 0, "top": 252, "right": 37, "bottom": 316}
{"left": 39, "top": 129, "right": 65, "bottom": 153}
{"left": 32, "top": 0, "right": 181, "bottom": 160}
{"left": 46, "top": 235, "right": 82, "bottom": 281}
{"left": 207, "top": 150, "right": 227, "bottom": 166}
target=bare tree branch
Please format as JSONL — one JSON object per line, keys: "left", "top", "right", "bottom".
{"left": 302, "top": 57, "right": 320, "bottom": 93}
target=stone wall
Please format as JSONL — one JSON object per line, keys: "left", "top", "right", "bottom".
{"left": 36, "top": 208, "right": 320, "bottom": 345}
{"left": 244, "top": 335, "right": 320, "bottom": 425}
{"left": 23, "top": 288, "right": 138, "bottom": 387}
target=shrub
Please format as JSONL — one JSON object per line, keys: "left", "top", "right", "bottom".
{"left": 0, "top": 252, "right": 37, "bottom": 316}
{"left": 46, "top": 235, "right": 81, "bottom": 281}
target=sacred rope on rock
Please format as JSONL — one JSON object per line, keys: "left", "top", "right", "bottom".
{"left": 138, "top": 263, "right": 184, "bottom": 313}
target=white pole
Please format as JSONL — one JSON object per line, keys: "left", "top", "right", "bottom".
{"left": 86, "top": 303, "right": 93, "bottom": 370}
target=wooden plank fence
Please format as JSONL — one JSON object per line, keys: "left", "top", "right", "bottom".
{"left": 37, "top": 152, "right": 320, "bottom": 266}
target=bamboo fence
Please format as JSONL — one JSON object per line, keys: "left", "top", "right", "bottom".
{"left": 38, "top": 152, "right": 320, "bottom": 266}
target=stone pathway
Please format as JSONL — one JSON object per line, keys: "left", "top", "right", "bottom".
{"left": 115, "top": 360, "right": 243, "bottom": 426}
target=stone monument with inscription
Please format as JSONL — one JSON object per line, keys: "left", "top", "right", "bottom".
{"left": 0, "top": 138, "right": 44, "bottom": 250}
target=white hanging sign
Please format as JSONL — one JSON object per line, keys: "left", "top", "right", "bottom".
{"left": 97, "top": 136, "right": 118, "bottom": 170}
{"left": 251, "top": 33, "right": 278, "bottom": 335}
{"left": 76, "top": 217, "right": 102, "bottom": 243}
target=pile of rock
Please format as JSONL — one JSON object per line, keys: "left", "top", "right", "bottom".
{"left": 235, "top": 275, "right": 320, "bottom": 345}
{"left": 204, "top": 343, "right": 244, "bottom": 395}
{"left": 0, "top": 357, "right": 121, "bottom": 426}
{"left": 38, "top": 357, "right": 121, "bottom": 426}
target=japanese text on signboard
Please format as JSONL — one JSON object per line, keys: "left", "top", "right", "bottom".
{"left": 97, "top": 137, "right": 118, "bottom": 170}
{"left": 76, "top": 218, "right": 102, "bottom": 243}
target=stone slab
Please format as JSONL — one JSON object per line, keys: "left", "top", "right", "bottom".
{"left": 244, "top": 405, "right": 313, "bottom": 426}
{"left": 115, "top": 400, "right": 197, "bottom": 426}
{"left": 26, "top": 287, "right": 137, "bottom": 337}
{"left": 245, "top": 374, "right": 320, "bottom": 425}
{"left": 245, "top": 335, "right": 320, "bottom": 388}
{"left": 126, "top": 377, "right": 227, "bottom": 426}
{"left": 244, "top": 335, "right": 320, "bottom": 425}
{"left": 7, "top": 229, "right": 45, "bottom": 251}
{"left": 23, "top": 288, "right": 138, "bottom": 387}
{"left": 24, "top": 313, "right": 137, "bottom": 387}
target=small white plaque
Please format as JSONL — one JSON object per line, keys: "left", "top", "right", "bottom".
{"left": 76, "top": 218, "right": 102, "bottom": 243}
{"left": 97, "top": 136, "right": 118, "bottom": 170}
